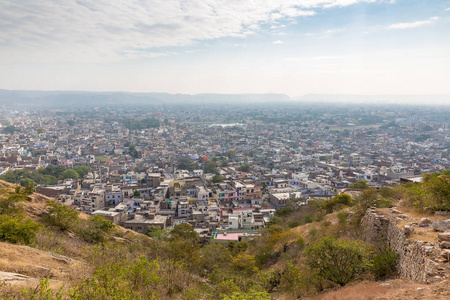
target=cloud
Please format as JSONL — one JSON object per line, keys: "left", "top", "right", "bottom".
{"left": 324, "top": 0, "right": 377, "bottom": 8}
{"left": 302, "top": 28, "right": 343, "bottom": 38}
{"left": 445, "top": 7, "right": 450, "bottom": 12}
{"left": 273, "top": 40, "right": 284, "bottom": 44}
{"left": 0, "top": 0, "right": 384, "bottom": 62}
{"left": 387, "top": 16, "right": 439, "bottom": 30}
{"left": 285, "top": 56, "right": 341, "bottom": 62}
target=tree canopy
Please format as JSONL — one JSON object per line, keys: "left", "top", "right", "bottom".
{"left": 170, "top": 223, "right": 198, "bottom": 243}
{"left": 59, "top": 169, "right": 80, "bottom": 180}
{"left": 73, "top": 166, "right": 92, "bottom": 178}
{"left": 350, "top": 180, "right": 369, "bottom": 190}
{"left": 238, "top": 164, "right": 251, "bottom": 172}
{"left": 212, "top": 174, "right": 223, "bottom": 183}
{"left": 204, "top": 161, "right": 219, "bottom": 175}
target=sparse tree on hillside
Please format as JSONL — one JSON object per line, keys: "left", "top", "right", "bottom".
{"left": 305, "top": 237, "right": 369, "bottom": 286}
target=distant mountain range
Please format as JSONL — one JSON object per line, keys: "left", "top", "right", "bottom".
{"left": 296, "top": 94, "right": 450, "bottom": 105}
{"left": 0, "top": 89, "right": 448, "bottom": 106}
{"left": 0, "top": 90, "right": 290, "bottom": 106}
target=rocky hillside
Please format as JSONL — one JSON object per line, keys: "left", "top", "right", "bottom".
{"left": 1, "top": 171, "right": 450, "bottom": 299}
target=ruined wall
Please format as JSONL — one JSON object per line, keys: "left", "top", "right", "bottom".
{"left": 361, "top": 208, "right": 448, "bottom": 283}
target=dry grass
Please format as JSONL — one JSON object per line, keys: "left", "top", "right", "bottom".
{"left": 290, "top": 209, "right": 350, "bottom": 240}
{"left": 0, "top": 180, "right": 15, "bottom": 188}
{"left": 409, "top": 227, "right": 440, "bottom": 242}
{"left": 399, "top": 207, "right": 450, "bottom": 222}
{"left": 0, "top": 241, "right": 91, "bottom": 282}
{"left": 375, "top": 207, "right": 443, "bottom": 243}
{"left": 308, "top": 279, "right": 450, "bottom": 300}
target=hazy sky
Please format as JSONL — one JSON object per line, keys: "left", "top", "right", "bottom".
{"left": 0, "top": 0, "right": 449, "bottom": 97}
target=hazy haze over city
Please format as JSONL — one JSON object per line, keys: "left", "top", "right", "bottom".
{"left": 0, "top": 0, "right": 450, "bottom": 103}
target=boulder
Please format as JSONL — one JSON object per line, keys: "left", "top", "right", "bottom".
{"left": 438, "top": 232, "right": 450, "bottom": 242}
{"left": 419, "top": 218, "right": 433, "bottom": 227}
{"left": 432, "top": 220, "right": 450, "bottom": 232}
{"left": 441, "top": 249, "right": 450, "bottom": 261}
{"left": 435, "top": 211, "right": 449, "bottom": 216}
{"left": 391, "top": 208, "right": 403, "bottom": 214}
{"left": 440, "top": 241, "right": 450, "bottom": 249}
{"left": 403, "top": 225, "right": 414, "bottom": 235}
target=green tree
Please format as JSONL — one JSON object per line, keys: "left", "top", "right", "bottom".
{"left": 204, "top": 161, "right": 219, "bottom": 175}
{"left": 231, "top": 253, "right": 259, "bottom": 277}
{"left": 23, "top": 182, "right": 35, "bottom": 195}
{"left": 43, "top": 200, "right": 79, "bottom": 231}
{"left": 40, "top": 165, "right": 66, "bottom": 177}
{"left": 78, "top": 214, "right": 114, "bottom": 243}
{"left": 170, "top": 223, "right": 198, "bottom": 243}
{"left": 37, "top": 128, "right": 45, "bottom": 134}
{"left": 128, "top": 144, "right": 138, "bottom": 158}
{"left": 59, "top": 169, "right": 80, "bottom": 180}
{"left": 350, "top": 180, "right": 369, "bottom": 190}
{"left": 238, "top": 164, "right": 250, "bottom": 172}
{"left": 0, "top": 215, "right": 40, "bottom": 245}
{"left": 20, "top": 178, "right": 36, "bottom": 188}
{"left": 146, "top": 225, "right": 168, "bottom": 240}
{"left": 423, "top": 171, "right": 450, "bottom": 210}
{"left": 220, "top": 159, "right": 229, "bottom": 167}
{"left": 3, "top": 125, "right": 19, "bottom": 134}
{"left": 275, "top": 206, "right": 294, "bottom": 217}
{"left": 177, "top": 157, "right": 196, "bottom": 171}
{"left": 305, "top": 237, "right": 370, "bottom": 286}
{"left": 371, "top": 249, "right": 398, "bottom": 279}
{"left": 73, "top": 166, "right": 92, "bottom": 178}
{"left": 43, "top": 175, "right": 58, "bottom": 185}
{"left": 321, "top": 193, "right": 353, "bottom": 213}
{"left": 133, "top": 190, "right": 141, "bottom": 197}
{"left": 0, "top": 192, "right": 27, "bottom": 216}
{"left": 212, "top": 174, "right": 223, "bottom": 183}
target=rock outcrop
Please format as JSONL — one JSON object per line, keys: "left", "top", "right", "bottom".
{"left": 361, "top": 208, "right": 450, "bottom": 283}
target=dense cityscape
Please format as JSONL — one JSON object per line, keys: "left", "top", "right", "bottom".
{"left": 1, "top": 102, "right": 448, "bottom": 243}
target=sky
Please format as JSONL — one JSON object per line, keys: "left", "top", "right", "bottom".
{"left": 0, "top": 0, "right": 449, "bottom": 98}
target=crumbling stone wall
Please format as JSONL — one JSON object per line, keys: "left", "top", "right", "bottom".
{"left": 361, "top": 208, "right": 448, "bottom": 283}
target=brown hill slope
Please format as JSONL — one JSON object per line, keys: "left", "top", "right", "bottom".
{"left": 0, "top": 181, "right": 150, "bottom": 297}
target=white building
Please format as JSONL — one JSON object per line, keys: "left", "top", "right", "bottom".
{"left": 228, "top": 214, "right": 239, "bottom": 229}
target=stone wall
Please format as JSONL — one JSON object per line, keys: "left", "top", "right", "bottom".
{"left": 361, "top": 208, "right": 449, "bottom": 283}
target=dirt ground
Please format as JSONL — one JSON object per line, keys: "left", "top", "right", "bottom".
{"left": 308, "top": 279, "right": 450, "bottom": 300}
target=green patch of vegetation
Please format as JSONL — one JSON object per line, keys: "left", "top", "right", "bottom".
{"left": 0, "top": 187, "right": 40, "bottom": 245}
{"left": 305, "top": 237, "right": 370, "bottom": 286}
{"left": 177, "top": 157, "right": 201, "bottom": 172}
{"left": 2, "top": 125, "right": 20, "bottom": 134}
{"left": 238, "top": 164, "right": 250, "bottom": 172}
{"left": 371, "top": 248, "right": 398, "bottom": 279}
{"left": 350, "top": 180, "right": 369, "bottom": 190}
{"left": 78, "top": 214, "right": 114, "bottom": 243}
{"left": 0, "top": 215, "right": 41, "bottom": 245}
{"left": 95, "top": 155, "right": 111, "bottom": 163}
{"left": 212, "top": 174, "right": 223, "bottom": 183}
{"left": 0, "top": 165, "right": 90, "bottom": 186}
{"left": 393, "top": 170, "right": 450, "bottom": 212}
{"left": 42, "top": 200, "right": 79, "bottom": 231}
{"left": 123, "top": 118, "right": 160, "bottom": 130}
{"left": 73, "top": 166, "right": 92, "bottom": 178}
{"left": 204, "top": 161, "right": 219, "bottom": 175}
{"left": 319, "top": 193, "right": 353, "bottom": 213}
